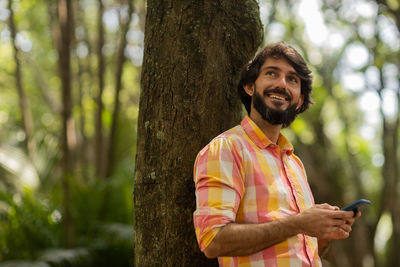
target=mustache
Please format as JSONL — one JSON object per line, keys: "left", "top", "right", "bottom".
{"left": 263, "top": 88, "right": 291, "bottom": 101}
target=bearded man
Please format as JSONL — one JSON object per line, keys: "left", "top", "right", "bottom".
{"left": 193, "top": 42, "right": 360, "bottom": 267}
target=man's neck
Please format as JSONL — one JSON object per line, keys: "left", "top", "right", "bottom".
{"left": 249, "top": 112, "right": 282, "bottom": 144}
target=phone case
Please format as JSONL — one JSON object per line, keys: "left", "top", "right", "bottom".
{"left": 341, "top": 199, "right": 371, "bottom": 216}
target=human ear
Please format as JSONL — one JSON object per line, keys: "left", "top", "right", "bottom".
{"left": 296, "top": 94, "right": 304, "bottom": 110}
{"left": 244, "top": 84, "right": 254, "bottom": 97}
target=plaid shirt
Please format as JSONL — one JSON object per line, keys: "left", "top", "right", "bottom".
{"left": 193, "top": 116, "right": 322, "bottom": 267}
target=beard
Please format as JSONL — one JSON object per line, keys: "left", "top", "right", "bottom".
{"left": 253, "top": 87, "right": 299, "bottom": 128}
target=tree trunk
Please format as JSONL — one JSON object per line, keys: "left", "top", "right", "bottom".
{"left": 95, "top": 0, "right": 106, "bottom": 179}
{"left": 382, "top": 115, "right": 400, "bottom": 267}
{"left": 377, "top": 4, "right": 400, "bottom": 265}
{"left": 7, "top": 0, "right": 35, "bottom": 157}
{"left": 106, "top": 0, "right": 134, "bottom": 178}
{"left": 134, "top": 1, "right": 263, "bottom": 265}
{"left": 23, "top": 54, "right": 62, "bottom": 114}
{"left": 56, "top": 0, "right": 74, "bottom": 247}
{"left": 75, "top": 0, "right": 92, "bottom": 179}
{"left": 392, "top": 88, "right": 400, "bottom": 267}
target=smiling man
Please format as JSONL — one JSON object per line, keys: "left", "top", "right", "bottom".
{"left": 193, "top": 43, "right": 360, "bottom": 266}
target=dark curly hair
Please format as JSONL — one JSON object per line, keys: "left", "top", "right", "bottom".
{"left": 238, "top": 42, "right": 313, "bottom": 115}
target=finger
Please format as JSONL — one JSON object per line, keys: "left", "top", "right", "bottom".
{"left": 339, "top": 224, "right": 352, "bottom": 232}
{"left": 331, "top": 210, "right": 354, "bottom": 219}
{"left": 321, "top": 225, "right": 352, "bottom": 240}
{"left": 330, "top": 218, "right": 346, "bottom": 226}
{"left": 344, "top": 215, "right": 356, "bottom": 223}
{"left": 322, "top": 211, "right": 350, "bottom": 220}
{"left": 337, "top": 229, "right": 350, "bottom": 239}
{"left": 317, "top": 203, "right": 336, "bottom": 210}
{"left": 332, "top": 228, "right": 350, "bottom": 239}
{"left": 338, "top": 228, "right": 350, "bottom": 238}
{"left": 325, "top": 226, "right": 339, "bottom": 234}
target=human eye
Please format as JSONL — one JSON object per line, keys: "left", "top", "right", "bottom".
{"left": 265, "top": 70, "right": 276, "bottom": 77}
{"left": 288, "top": 75, "right": 299, "bottom": 83}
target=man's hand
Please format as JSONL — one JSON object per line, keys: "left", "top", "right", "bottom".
{"left": 322, "top": 211, "right": 360, "bottom": 240}
{"left": 203, "top": 203, "right": 360, "bottom": 258}
{"left": 297, "top": 204, "right": 361, "bottom": 255}
{"left": 295, "top": 203, "right": 356, "bottom": 239}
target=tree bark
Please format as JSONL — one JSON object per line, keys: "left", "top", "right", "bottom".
{"left": 134, "top": 1, "right": 263, "bottom": 265}
{"left": 56, "top": 0, "right": 75, "bottom": 247}
{"left": 7, "top": 0, "right": 35, "bottom": 157}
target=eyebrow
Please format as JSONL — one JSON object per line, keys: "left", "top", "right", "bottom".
{"left": 261, "top": 66, "right": 300, "bottom": 77}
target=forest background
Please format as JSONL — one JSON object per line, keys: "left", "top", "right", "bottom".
{"left": 0, "top": 0, "right": 399, "bottom": 266}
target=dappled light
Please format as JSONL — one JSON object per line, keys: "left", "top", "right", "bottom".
{"left": 0, "top": 0, "right": 399, "bottom": 266}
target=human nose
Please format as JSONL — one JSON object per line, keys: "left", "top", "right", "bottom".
{"left": 275, "top": 75, "right": 288, "bottom": 90}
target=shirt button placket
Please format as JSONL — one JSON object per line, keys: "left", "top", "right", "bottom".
{"left": 280, "top": 154, "right": 300, "bottom": 213}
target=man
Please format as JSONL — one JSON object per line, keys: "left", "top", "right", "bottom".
{"left": 193, "top": 42, "right": 360, "bottom": 266}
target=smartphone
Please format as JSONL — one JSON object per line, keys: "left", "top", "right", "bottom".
{"left": 341, "top": 199, "right": 371, "bottom": 216}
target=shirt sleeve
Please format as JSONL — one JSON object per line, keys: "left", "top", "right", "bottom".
{"left": 193, "top": 136, "right": 245, "bottom": 251}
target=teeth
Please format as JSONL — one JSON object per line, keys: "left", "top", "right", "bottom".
{"left": 270, "top": 95, "right": 285, "bottom": 100}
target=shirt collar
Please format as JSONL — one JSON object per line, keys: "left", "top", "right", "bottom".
{"left": 240, "top": 115, "right": 294, "bottom": 154}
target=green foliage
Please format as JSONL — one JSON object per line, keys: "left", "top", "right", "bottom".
{"left": 0, "top": 0, "right": 399, "bottom": 265}
{"left": 99, "top": 161, "right": 134, "bottom": 224}
{"left": 0, "top": 189, "right": 60, "bottom": 261}
{"left": 68, "top": 164, "right": 134, "bottom": 266}
{"left": 39, "top": 248, "right": 93, "bottom": 267}
{"left": 71, "top": 160, "right": 134, "bottom": 239}
{"left": 91, "top": 222, "right": 134, "bottom": 267}
{"left": 264, "top": 0, "right": 400, "bottom": 265}
{"left": 0, "top": 164, "right": 134, "bottom": 265}
{"left": 0, "top": 0, "right": 141, "bottom": 265}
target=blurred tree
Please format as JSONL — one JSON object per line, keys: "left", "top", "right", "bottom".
{"left": 7, "top": 0, "right": 34, "bottom": 157}
{"left": 95, "top": 0, "right": 106, "bottom": 179}
{"left": 1, "top": 0, "right": 399, "bottom": 265}
{"left": 0, "top": 0, "right": 142, "bottom": 263}
{"left": 134, "top": 0, "right": 263, "bottom": 265}
{"left": 75, "top": 1, "right": 91, "bottom": 177}
{"left": 55, "top": 0, "right": 75, "bottom": 247}
{"left": 260, "top": 0, "right": 399, "bottom": 266}
{"left": 372, "top": 2, "right": 400, "bottom": 264}
{"left": 106, "top": 0, "right": 134, "bottom": 178}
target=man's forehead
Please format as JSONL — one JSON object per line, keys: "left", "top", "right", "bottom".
{"left": 261, "top": 57, "right": 297, "bottom": 73}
